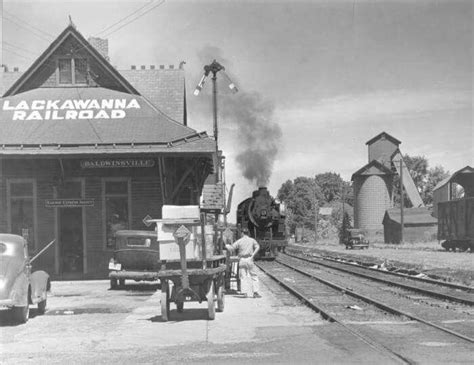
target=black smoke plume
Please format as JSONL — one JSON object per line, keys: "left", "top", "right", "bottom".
{"left": 221, "top": 92, "right": 281, "bottom": 187}
{"left": 196, "top": 46, "right": 282, "bottom": 187}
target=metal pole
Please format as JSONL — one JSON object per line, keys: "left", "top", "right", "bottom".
{"left": 212, "top": 71, "right": 218, "bottom": 153}
{"left": 342, "top": 182, "right": 345, "bottom": 241}
{"left": 400, "top": 159, "right": 404, "bottom": 244}
{"left": 30, "top": 239, "right": 56, "bottom": 263}
{"left": 314, "top": 197, "right": 318, "bottom": 243}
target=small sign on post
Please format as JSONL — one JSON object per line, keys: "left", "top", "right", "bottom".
{"left": 142, "top": 215, "right": 152, "bottom": 227}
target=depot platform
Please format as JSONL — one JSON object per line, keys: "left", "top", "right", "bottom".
{"left": 0, "top": 270, "right": 395, "bottom": 364}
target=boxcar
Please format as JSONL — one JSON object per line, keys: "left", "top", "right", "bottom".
{"left": 438, "top": 197, "right": 474, "bottom": 252}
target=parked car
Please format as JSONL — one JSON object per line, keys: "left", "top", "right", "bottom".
{"left": 343, "top": 229, "right": 369, "bottom": 250}
{"left": 0, "top": 234, "right": 50, "bottom": 323}
{"left": 108, "top": 230, "right": 160, "bottom": 289}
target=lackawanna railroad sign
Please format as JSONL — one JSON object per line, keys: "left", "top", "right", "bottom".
{"left": 2, "top": 98, "right": 141, "bottom": 121}
{"left": 80, "top": 159, "right": 155, "bottom": 168}
{"left": 45, "top": 199, "right": 95, "bottom": 208}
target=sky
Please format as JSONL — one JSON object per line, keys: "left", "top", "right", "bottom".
{"left": 1, "top": 0, "right": 473, "bottom": 221}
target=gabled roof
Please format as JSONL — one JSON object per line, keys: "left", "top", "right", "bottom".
{"left": 383, "top": 207, "right": 437, "bottom": 225}
{"left": 434, "top": 166, "right": 474, "bottom": 190}
{"left": 366, "top": 131, "right": 401, "bottom": 146}
{"left": 120, "top": 68, "right": 185, "bottom": 124}
{"left": 433, "top": 165, "right": 474, "bottom": 197}
{"left": 3, "top": 25, "right": 139, "bottom": 97}
{"left": 0, "top": 87, "right": 213, "bottom": 152}
{"left": 351, "top": 159, "right": 393, "bottom": 180}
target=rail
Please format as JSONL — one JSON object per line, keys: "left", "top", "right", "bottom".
{"left": 272, "top": 257, "right": 473, "bottom": 344}
{"left": 257, "top": 261, "right": 413, "bottom": 364}
{"left": 284, "top": 251, "right": 474, "bottom": 305}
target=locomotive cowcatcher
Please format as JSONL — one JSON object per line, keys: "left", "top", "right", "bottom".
{"left": 236, "top": 187, "right": 287, "bottom": 259}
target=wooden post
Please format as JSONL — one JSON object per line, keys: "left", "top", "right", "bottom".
{"left": 173, "top": 225, "right": 192, "bottom": 290}
{"left": 400, "top": 159, "right": 404, "bottom": 244}
{"left": 201, "top": 213, "right": 207, "bottom": 269}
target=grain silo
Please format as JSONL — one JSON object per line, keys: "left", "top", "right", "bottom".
{"left": 352, "top": 160, "right": 394, "bottom": 242}
{"left": 352, "top": 133, "right": 400, "bottom": 241}
{"left": 352, "top": 132, "right": 427, "bottom": 243}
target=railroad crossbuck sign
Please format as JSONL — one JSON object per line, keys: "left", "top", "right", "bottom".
{"left": 173, "top": 225, "right": 191, "bottom": 244}
{"left": 142, "top": 215, "right": 152, "bottom": 227}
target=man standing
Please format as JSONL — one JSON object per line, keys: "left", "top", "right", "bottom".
{"left": 226, "top": 228, "right": 261, "bottom": 298}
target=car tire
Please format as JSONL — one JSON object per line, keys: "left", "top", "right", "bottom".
{"left": 12, "top": 302, "right": 29, "bottom": 323}
{"left": 37, "top": 297, "right": 47, "bottom": 315}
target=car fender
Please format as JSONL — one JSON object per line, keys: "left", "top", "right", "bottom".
{"left": 30, "top": 271, "right": 50, "bottom": 304}
{"left": 10, "top": 272, "right": 29, "bottom": 306}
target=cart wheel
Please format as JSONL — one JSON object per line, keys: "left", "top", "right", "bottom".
{"left": 161, "top": 282, "right": 170, "bottom": 321}
{"left": 176, "top": 301, "right": 184, "bottom": 313}
{"left": 217, "top": 284, "right": 225, "bottom": 312}
{"left": 207, "top": 281, "right": 215, "bottom": 320}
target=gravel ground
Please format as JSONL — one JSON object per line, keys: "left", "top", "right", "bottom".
{"left": 291, "top": 241, "right": 474, "bottom": 286}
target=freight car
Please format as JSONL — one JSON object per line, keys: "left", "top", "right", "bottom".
{"left": 236, "top": 187, "right": 287, "bottom": 259}
{"left": 434, "top": 166, "right": 474, "bottom": 252}
{"left": 438, "top": 198, "right": 474, "bottom": 252}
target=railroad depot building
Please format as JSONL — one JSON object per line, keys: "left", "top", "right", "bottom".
{"left": 0, "top": 25, "right": 217, "bottom": 279}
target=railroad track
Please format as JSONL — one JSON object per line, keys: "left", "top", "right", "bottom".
{"left": 288, "top": 245, "right": 473, "bottom": 292}
{"left": 284, "top": 250, "right": 474, "bottom": 306}
{"left": 256, "top": 257, "right": 474, "bottom": 364}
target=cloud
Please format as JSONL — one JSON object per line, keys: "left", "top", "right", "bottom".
{"left": 265, "top": 89, "right": 472, "bottom": 184}
{"left": 277, "top": 89, "right": 471, "bottom": 126}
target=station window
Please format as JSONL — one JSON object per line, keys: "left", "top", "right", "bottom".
{"left": 103, "top": 179, "right": 130, "bottom": 249}
{"left": 58, "top": 58, "right": 88, "bottom": 85}
{"left": 8, "top": 180, "right": 36, "bottom": 249}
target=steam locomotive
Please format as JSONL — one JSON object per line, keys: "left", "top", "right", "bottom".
{"left": 236, "top": 187, "right": 287, "bottom": 259}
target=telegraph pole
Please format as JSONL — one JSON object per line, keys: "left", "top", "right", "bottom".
{"left": 400, "top": 159, "right": 404, "bottom": 243}
{"left": 194, "top": 60, "right": 238, "bottom": 182}
{"left": 195, "top": 60, "right": 225, "bottom": 154}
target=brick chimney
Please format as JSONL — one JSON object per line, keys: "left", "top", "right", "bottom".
{"left": 88, "top": 37, "right": 109, "bottom": 61}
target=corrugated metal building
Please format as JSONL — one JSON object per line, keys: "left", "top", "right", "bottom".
{"left": 0, "top": 25, "right": 217, "bottom": 279}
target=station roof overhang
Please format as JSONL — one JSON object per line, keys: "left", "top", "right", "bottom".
{"left": 0, "top": 87, "right": 217, "bottom": 158}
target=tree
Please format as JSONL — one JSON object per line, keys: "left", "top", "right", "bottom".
{"left": 339, "top": 211, "right": 352, "bottom": 244}
{"left": 404, "top": 155, "right": 428, "bottom": 189}
{"left": 277, "top": 174, "right": 354, "bottom": 238}
{"left": 393, "top": 154, "right": 450, "bottom": 207}
{"left": 277, "top": 177, "right": 323, "bottom": 234}
{"left": 424, "top": 165, "right": 450, "bottom": 205}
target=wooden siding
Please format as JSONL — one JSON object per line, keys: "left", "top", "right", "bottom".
{"left": 0, "top": 157, "right": 169, "bottom": 279}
